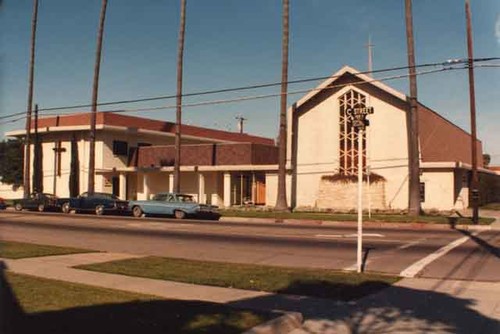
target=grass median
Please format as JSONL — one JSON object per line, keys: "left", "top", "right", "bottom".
{"left": 0, "top": 241, "right": 96, "bottom": 259}
{"left": 77, "top": 256, "right": 399, "bottom": 301}
{"left": 220, "top": 210, "right": 495, "bottom": 225}
{"left": 4, "top": 272, "right": 273, "bottom": 334}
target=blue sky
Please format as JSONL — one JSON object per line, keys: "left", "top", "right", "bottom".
{"left": 1, "top": 1, "right": 499, "bottom": 162}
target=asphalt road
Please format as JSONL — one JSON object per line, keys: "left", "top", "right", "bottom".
{"left": 0, "top": 211, "right": 498, "bottom": 281}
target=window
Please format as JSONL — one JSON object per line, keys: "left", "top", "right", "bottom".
{"left": 339, "top": 90, "right": 367, "bottom": 176}
{"left": 113, "top": 140, "right": 128, "bottom": 156}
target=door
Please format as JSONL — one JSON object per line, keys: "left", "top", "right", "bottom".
{"left": 112, "top": 176, "right": 120, "bottom": 198}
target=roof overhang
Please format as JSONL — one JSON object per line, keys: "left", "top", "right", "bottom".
{"left": 421, "top": 161, "right": 498, "bottom": 175}
{"left": 97, "top": 164, "right": 281, "bottom": 174}
{"left": 6, "top": 124, "right": 234, "bottom": 144}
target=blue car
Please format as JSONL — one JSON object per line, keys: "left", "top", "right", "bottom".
{"left": 129, "top": 192, "right": 220, "bottom": 220}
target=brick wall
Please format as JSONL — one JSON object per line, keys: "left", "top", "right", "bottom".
{"left": 136, "top": 143, "right": 278, "bottom": 167}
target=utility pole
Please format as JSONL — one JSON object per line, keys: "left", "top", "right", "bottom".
{"left": 275, "top": 0, "right": 290, "bottom": 212}
{"left": 404, "top": 0, "right": 422, "bottom": 216}
{"left": 88, "top": 0, "right": 108, "bottom": 195}
{"left": 236, "top": 116, "right": 247, "bottom": 134}
{"left": 174, "top": 0, "right": 187, "bottom": 193}
{"left": 465, "top": 0, "right": 479, "bottom": 224}
{"left": 24, "top": 0, "right": 39, "bottom": 198}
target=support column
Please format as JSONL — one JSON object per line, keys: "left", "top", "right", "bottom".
{"left": 223, "top": 172, "right": 231, "bottom": 208}
{"left": 143, "top": 173, "right": 150, "bottom": 200}
{"left": 168, "top": 174, "right": 174, "bottom": 193}
{"left": 119, "top": 173, "right": 127, "bottom": 200}
{"left": 251, "top": 173, "right": 256, "bottom": 204}
{"left": 198, "top": 173, "right": 205, "bottom": 204}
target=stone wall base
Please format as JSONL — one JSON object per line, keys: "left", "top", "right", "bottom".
{"left": 317, "top": 180, "right": 386, "bottom": 210}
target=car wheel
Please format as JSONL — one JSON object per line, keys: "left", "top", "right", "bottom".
{"left": 37, "top": 204, "right": 45, "bottom": 212}
{"left": 174, "top": 210, "right": 186, "bottom": 219}
{"left": 61, "top": 202, "right": 71, "bottom": 214}
{"left": 95, "top": 205, "right": 105, "bottom": 216}
{"left": 132, "top": 206, "right": 143, "bottom": 218}
{"left": 14, "top": 203, "right": 23, "bottom": 211}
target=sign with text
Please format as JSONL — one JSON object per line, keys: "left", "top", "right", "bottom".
{"left": 346, "top": 106, "right": 374, "bottom": 130}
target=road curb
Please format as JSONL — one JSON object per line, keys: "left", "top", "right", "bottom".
{"left": 243, "top": 311, "right": 303, "bottom": 334}
{"left": 2, "top": 208, "right": 497, "bottom": 231}
{"left": 220, "top": 216, "right": 496, "bottom": 230}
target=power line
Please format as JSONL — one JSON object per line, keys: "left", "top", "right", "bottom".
{"left": 1, "top": 57, "right": 498, "bottom": 123}
{"left": 0, "top": 65, "right": 470, "bottom": 127}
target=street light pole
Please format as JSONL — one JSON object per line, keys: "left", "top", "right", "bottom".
{"left": 465, "top": 0, "right": 479, "bottom": 224}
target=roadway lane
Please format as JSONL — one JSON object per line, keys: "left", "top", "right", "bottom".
{"left": 419, "top": 230, "right": 500, "bottom": 282}
{"left": 0, "top": 211, "right": 489, "bottom": 278}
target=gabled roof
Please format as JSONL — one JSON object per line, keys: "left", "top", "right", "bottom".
{"left": 293, "top": 65, "right": 484, "bottom": 166}
{"left": 6, "top": 112, "right": 274, "bottom": 146}
{"left": 295, "top": 65, "right": 407, "bottom": 109}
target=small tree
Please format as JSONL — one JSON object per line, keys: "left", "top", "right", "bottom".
{"left": 0, "top": 139, "right": 24, "bottom": 189}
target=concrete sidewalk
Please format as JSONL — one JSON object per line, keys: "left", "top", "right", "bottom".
{"left": 3, "top": 252, "right": 499, "bottom": 333}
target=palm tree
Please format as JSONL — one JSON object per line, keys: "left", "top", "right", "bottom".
{"left": 174, "top": 0, "right": 187, "bottom": 193}
{"left": 275, "top": 0, "right": 290, "bottom": 212}
{"left": 88, "top": 0, "right": 108, "bottom": 195}
{"left": 404, "top": 0, "right": 421, "bottom": 215}
{"left": 24, "top": 0, "right": 39, "bottom": 197}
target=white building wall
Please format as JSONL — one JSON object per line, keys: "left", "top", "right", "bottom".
{"left": 421, "top": 170, "right": 454, "bottom": 211}
{"left": 294, "top": 91, "right": 340, "bottom": 208}
{"left": 265, "top": 173, "right": 291, "bottom": 207}
{"left": 290, "top": 85, "right": 410, "bottom": 210}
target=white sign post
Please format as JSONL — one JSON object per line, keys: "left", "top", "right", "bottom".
{"left": 346, "top": 106, "right": 374, "bottom": 273}
{"left": 357, "top": 128, "right": 363, "bottom": 273}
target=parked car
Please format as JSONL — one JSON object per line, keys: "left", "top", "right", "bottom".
{"left": 0, "top": 197, "right": 6, "bottom": 210}
{"left": 60, "top": 192, "right": 128, "bottom": 216}
{"left": 129, "top": 192, "right": 220, "bottom": 220}
{"left": 13, "top": 193, "right": 60, "bottom": 212}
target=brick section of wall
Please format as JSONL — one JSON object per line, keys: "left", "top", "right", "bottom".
{"left": 419, "top": 104, "right": 483, "bottom": 166}
{"left": 137, "top": 145, "right": 214, "bottom": 167}
{"left": 215, "top": 144, "right": 253, "bottom": 165}
{"left": 136, "top": 143, "right": 278, "bottom": 167}
{"left": 317, "top": 180, "right": 386, "bottom": 210}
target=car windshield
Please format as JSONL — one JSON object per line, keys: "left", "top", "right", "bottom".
{"left": 153, "top": 194, "right": 169, "bottom": 201}
{"left": 95, "top": 193, "right": 118, "bottom": 200}
{"left": 177, "top": 195, "right": 194, "bottom": 202}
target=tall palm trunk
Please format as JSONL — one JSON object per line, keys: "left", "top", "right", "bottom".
{"left": 275, "top": 0, "right": 289, "bottom": 211}
{"left": 88, "top": 0, "right": 108, "bottom": 195}
{"left": 24, "top": 0, "right": 39, "bottom": 198}
{"left": 404, "top": 0, "right": 421, "bottom": 215}
{"left": 174, "top": 0, "right": 187, "bottom": 193}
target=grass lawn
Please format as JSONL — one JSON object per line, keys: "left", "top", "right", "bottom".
{"left": 3, "top": 272, "right": 273, "bottom": 334}
{"left": 77, "top": 256, "right": 399, "bottom": 301}
{"left": 0, "top": 241, "right": 96, "bottom": 259}
{"left": 220, "top": 210, "right": 495, "bottom": 225}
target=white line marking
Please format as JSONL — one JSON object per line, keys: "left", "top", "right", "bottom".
{"left": 399, "top": 231, "right": 481, "bottom": 278}
{"left": 315, "top": 234, "right": 342, "bottom": 238}
{"left": 315, "top": 233, "right": 385, "bottom": 239}
{"left": 343, "top": 233, "right": 385, "bottom": 238}
{"left": 398, "top": 238, "right": 426, "bottom": 250}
